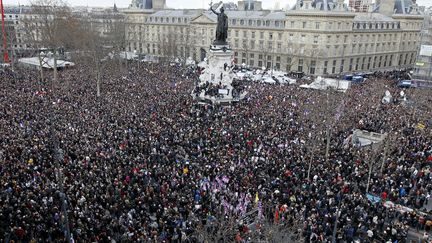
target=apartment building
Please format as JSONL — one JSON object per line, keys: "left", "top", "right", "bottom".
{"left": 125, "top": 0, "right": 423, "bottom": 75}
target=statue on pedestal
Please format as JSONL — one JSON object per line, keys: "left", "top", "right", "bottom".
{"left": 210, "top": 2, "right": 228, "bottom": 45}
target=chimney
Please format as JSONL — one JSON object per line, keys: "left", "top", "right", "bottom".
{"left": 238, "top": 1, "right": 246, "bottom": 10}
{"left": 255, "top": 1, "right": 262, "bottom": 10}
{"left": 379, "top": 0, "right": 396, "bottom": 16}
{"left": 153, "top": 0, "right": 166, "bottom": 10}
{"left": 302, "top": 0, "right": 313, "bottom": 10}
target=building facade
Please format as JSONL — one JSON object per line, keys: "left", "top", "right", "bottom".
{"left": 124, "top": 0, "right": 424, "bottom": 76}
{"left": 413, "top": 8, "right": 432, "bottom": 81}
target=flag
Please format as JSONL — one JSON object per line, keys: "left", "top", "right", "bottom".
{"left": 183, "top": 167, "right": 189, "bottom": 174}
{"left": 258, "top": 201, "right": 263, "bottom": 219}
{"left": 416, "top": 123, "right": 425, "bottom": 130}
{"left": 274, "top": 208, "right": 279, "bottom": 224}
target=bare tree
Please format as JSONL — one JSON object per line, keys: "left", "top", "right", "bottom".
{"left": 22, "top": 0, "right": 81, "bottom": 84}
{"left": 160, "top": 29, "right": 178, "bottom": 63}
{"left": 105, "top": 18, "right": 126, "bottom": 71}
{"left": 192, "top": 204, "right": 303, "bottom": 243}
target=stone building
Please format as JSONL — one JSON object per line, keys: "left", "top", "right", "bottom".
{"left": 124, "top": 0, "right": 424, "bottom": 76}
{"left": 72, "top": 6, "right": 125, "bottom": 38}
{"left": 413, "top": 7, "right": 432, "bottom": 81}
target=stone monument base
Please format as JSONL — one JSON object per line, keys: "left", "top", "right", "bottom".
{"left": 192, "top": 43, "right": 247, "bottom": 105}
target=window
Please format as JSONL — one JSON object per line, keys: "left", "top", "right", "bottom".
{"left": 301, "top": 35, "right": 306, "bottom": 42}
{"left": 323, "top": 61, "right": 328, "bottom": 74}
{"left": 235, "top": 31, "right": 239, "bottom": 37}
{"left": 298, "top": 59, "right": 304, "bottom": 72}
{"left": 259, "top": 54, "right": 263, "bottom": 60}
{"left": 260, "top": 32, "right": 264, "bottom": 39}
{"left": 269, "top": 33, "right": 273, "bottom": 40}
{"left": 242, "top": 40, "right": 247, "bottom": 49}
{"left": 340, "top": 59, "right": 345, "bottom": 73}
{"left": 278, "top": 33, "right": 282, "bottom": 40}
{"left": 257, "top": 20, "right": 261, "bottom": 26}
{"left": 252, "top": 32, "right": 255, "bottom": 38}
{"left": 310, "top": 60, "right": 316, "bottom": 74}
{"left": 332, "top": 60, "right": 337, "bottom": 74}
{"left": 316, "top": 22, "right": 320, "bottom": 29}
{"left": 258, "top": 61, "right": 263, "bottom": 67}
{"left": 277, "top": 43, "right": 282, "bottom": 50}
{"left": 291, "top": 21, "right": 295, "bottom": 28}
{"left": 313, "top": 35, "right": 319, "bottom": 44}
{"left": 250, "top": 40, "right": 255, "bottom": 49}
{"left": 302, "top": 22, "right": 306, "bottom": 28}
{"left": 289, "top": 33, "right": 294, "bottom": 41}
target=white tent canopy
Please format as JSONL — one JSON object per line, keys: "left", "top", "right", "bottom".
{"left": 300, "top": 77, "right": 351, "bottom": 92}
{"left": 18, "top": 57, "right": 75, "bottom": 70}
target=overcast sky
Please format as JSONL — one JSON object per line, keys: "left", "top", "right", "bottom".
{"left": 5, "top": 0, "right": 432, "bottom": 9}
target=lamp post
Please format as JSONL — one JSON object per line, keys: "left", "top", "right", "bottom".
{"left": 38, "top": 51, "right": 46, "bottom": 83}
{"left": 134, "top": 49, "right": 140, "bottom": 69}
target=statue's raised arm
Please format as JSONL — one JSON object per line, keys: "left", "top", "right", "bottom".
{"left": 210, "top": 5, "right": 218, "bottom": 15}
{"left": 210, "top": 3, "right": 228, "bottom": 45}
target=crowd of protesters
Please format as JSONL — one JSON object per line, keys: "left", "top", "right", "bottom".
{"left": 0, "top": 63, "right": 431, "bottom": 243}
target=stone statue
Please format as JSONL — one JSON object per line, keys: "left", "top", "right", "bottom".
{"left": 210, "top": 3, "right": 228, "bottom": 45}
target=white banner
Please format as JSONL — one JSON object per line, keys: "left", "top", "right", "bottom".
{"left": 419, "top": 45, "right": 432, "bottom": 57}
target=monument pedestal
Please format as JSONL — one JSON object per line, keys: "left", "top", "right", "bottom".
{"left": 192, "top": 44, "right": 247, "bottom": 105}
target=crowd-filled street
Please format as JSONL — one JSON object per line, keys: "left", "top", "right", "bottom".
{"left": 0, "top": 63, "right": 431, "bottom": 242}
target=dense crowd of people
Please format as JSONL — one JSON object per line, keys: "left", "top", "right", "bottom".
{"left": 0, "top": 63, "right": 431, "bottom": 242}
